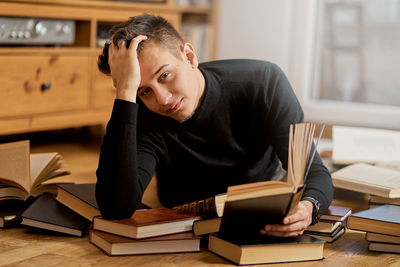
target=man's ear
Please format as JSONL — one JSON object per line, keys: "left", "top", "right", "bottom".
{"left": 182, "top": 43, "right": 199, "bottom": 68}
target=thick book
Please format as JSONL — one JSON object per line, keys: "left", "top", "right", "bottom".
{"left": 319, "top": 205, "right": 352, "bottom": 222}
{"left": 172, "top": 193, "right": 227, "bottom": 218}
{"left": 56, "top": 183, "right": 150, "bottom": 221}
{"left": 208, "top": 233, "right": 324, "bottom": 265}
{"left": 332, "top": 125, "right": 400, "bottom": 164}
{"left": 347, "top": 205, "right": 400, "bottom": 236}
{"left": 21, "top": 194, "right": 90, "bottom": 237}
{"left": 219, "top": 123, "right": 317, "bottom": 239}
{"left": 193, "top": 217, "right": 221, "bottom": 236}
{"left": 369, "top": 195, "right": 400, "bottom": 206}
{"left": 366, "top": 232, "right": 400, "bottom": 244}
{"left": 0, "top": 140, "right": 71, "bottom": 201}
{"left": 305, "top": 220, "right": 341, "bottom": 234}
{"left": 332, "top": 163, "right": 400, "bottom": 198}
{"left": 306, "top": 226, "right": 346, "bottom": 243}
{"left": 368, "top": 242, "right": 400, "bottom": 254}
{"left": 90, "top": 229, "right": 201, "bottom": 256}
{"left": 93, "top": 208, "right": 200, "bottom": 239}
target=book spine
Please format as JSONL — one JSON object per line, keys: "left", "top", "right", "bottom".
{"left": 173, "top": 196, "right": 217, "bottom": 217}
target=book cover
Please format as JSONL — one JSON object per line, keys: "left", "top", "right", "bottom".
{"left": 306, "top": 226, "right": 346, "bottom": 243}
{"left": 366, "top": 232, "right": 400, "bottom": 244}
{"left": 21, "top": 194, "right": 90, "bottom": 237}
{"left": 0, "top": 140, "right": 71, "bottom": 201}
{"left": 305, "top": 220, "right": 341, "bottom": 234}
{"left": 347, "top": 205, "right": 400, "bottom": 236}
{"left": 56, "top": 183, "right": 151, "bottom": 221}
{"left": 93, "top": 207, "right": 200, "bottom": 239}
{"left": 90, "top": 229, "right": 201, "bottom": 256}
{"left": 368, "top": 242, "right": 400, "bottom": 254}
{"left": 319, "top": 205, "right": 352, "bottom": 221}
{"left": 332, "top": 163, "right": 400, "bottom": 198}
{"left": 208, "top": 233, "right": 324, "bottom": 265}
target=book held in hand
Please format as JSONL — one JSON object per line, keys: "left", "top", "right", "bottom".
{"left": 208, "top": 233, "right": 324, "bottom": 265}
{"left": 21, "top": 193, "right": 90, "bottom": 237}
{"left": 347, "top": 205, "right": 400, "bottom": 236}
{"left": 0, "top": 140, "right": 70, "bottom": 201}
{"left": 90, "top": 230, "right": 201, "bottom": 256}
{"left": 93, "top": 207, "right": 200, "bottom": 239}
{"left": 219, "top": 123, "right": 318, "bottom": 239}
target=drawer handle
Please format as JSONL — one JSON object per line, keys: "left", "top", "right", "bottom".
{"left": 41, "top": 81, "right": 51, "bottom": 92}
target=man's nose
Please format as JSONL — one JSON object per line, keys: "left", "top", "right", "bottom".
{"left": 154, "top": 87, "right": 172, "bottom": 105}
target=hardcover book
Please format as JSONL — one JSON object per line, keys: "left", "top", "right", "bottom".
{"left": 219, "top": 123, "right": 318, "bottom": 239}
{"left": 306, "top": 226, "right": 346, "bottom": 243}
{"left": 21, "top": 194, "right": 90, "bottom": 237}
{"left": 347, "top": 205, "right": 400, "bottom": 236}
{"left": 56, "top": 183, "right": 150, "bottom": 221}
{"left": 319, "top": 205, "right": 352, "bottom": 222}
{"left": 368, "top": 242, "right": 400, "bottom": 254}
{"left": 0, "top": 140, "right": 70, "bottom": 201}
{"left": 0, "top": 199, "right": 32, "bottom": 229}
{"left": 172, "top": 193, "right": 227, "bottom": 218}
{"left": 208, "top": 233, "right": 324, "bottom": 265}
{"left": 366, "top": 232, "right": 400, "bottom": 244}
{"left": 332, "top": 163, "right": 400, "bottom": 198}
{"left": 305, "top": 220, "right": 341, "bottom": 233}
{"left": 90, "top": 230, "right": 201, "bottom": 256}
{"left": 193, "top": 217, "right": 221, "bottom": 236}
{"left": 93, "top": 208, "right": 200, "bottom": 239}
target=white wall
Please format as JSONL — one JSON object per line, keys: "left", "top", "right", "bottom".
{"left": 217, "top": 0, "right": 293, "bottom": 74}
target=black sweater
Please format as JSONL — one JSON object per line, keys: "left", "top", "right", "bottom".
{"left": 96, "top": 59, "right": 333, "bottom": 219}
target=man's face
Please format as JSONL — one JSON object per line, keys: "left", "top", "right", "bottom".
{"left": 137, "top": 42, "right": 204, "bottom": 122}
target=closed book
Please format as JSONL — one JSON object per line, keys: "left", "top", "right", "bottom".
{"left": 219, "top": 180, "right": 304, "bottom": 239}
{"left": 305, "top": 220, "right": 341, "bottom": 233}
{"left": 56, "top": 183, "right": 150, "bottom": 221}
{"left": 193, "top": 217, "right": 221, "bottom": 236}
{"left": 368, "top": 242, "right": 400, "bottom": 254}
{"left": 21, "top": 194, "right": 90, "bottom": 237}
{"left": 319, "top": 205, "right": 352, "bottom": 222}
{"left": 90, "top": 229, "right": 201, "bottom": 256}
{"left": 93, "top": 208, "right": 200, "bottom": 239}
{"left": 332, "top": 163, "right": 400, "bottom": 198}
{"left": 366, "top": 232, "right": 400, "bottom": 244}
{"left": 306, "top": 226, "right": 346, "bottom": 243}
{"left": 172, "top": 193, "right": 227, "bottom": 218}
{"left": 347, "top": 205, "right": 400, "bottom": 236}
{"left": 369, "top": 195, "right": 400, "bottom": 206}
{"left": 0, "top": 199, "right": 30, "bottom": 228}
{"left": 208, "top": 233, "right": 324, "bottom": 265}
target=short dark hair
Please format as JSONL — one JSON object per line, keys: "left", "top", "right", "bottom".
{"left": 97, "top": 14, "right": 184, "bottom": 75}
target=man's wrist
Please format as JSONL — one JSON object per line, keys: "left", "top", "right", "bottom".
{"left": 302, "top": 197, "right": 321, "bottom": 225}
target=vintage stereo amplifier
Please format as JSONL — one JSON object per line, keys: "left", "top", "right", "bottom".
{"left": 0, "top": 17, "right": 75, "bottom": 45}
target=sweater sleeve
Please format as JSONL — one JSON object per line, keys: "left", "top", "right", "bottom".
{"left": 95, "top": 99, "right": 158, "bottom": 219}
{"left": 263, "top": 64, "right": 333, "bottom": 213}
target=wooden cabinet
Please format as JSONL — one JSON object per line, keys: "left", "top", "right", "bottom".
{"left": 0, "top": 0, "right": 218, "bottom": 135}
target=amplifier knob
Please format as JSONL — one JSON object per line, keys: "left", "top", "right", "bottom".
{"left": 18, "top": 31, "right": 24, "bottom": 39}
{"left": 9, "top": 31, "right": 17, "bottom": 39}
{"left": 33, "top": 21, "right": 47, "bottom": 37}
{"left": 56, "top": 23, "right": 71, "bottom": 35}
{"left": 24, "top": 32, "right": 31, "bottom": 39}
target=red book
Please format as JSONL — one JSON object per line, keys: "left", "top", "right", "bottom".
{"left": 320, "top": 205, "right": 352, "bottom": 222}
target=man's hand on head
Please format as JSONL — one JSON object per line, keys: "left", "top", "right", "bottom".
{"left": 260, "top": 200, "right": 313, "bottom": 237}
{"left": 108, "top": 35, "right": 148, "bottom": 103}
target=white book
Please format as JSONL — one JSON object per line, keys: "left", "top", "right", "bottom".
{"left": 332, "top": 126, "right": 400, "bottom": 164}
{"left": 332, "top": 163, "right": 400, "bottom": 198}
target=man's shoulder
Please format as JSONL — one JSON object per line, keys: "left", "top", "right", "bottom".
{"left": 200, "top": 59, "right": 276, "bottom": 71}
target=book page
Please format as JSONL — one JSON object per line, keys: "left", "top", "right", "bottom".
{"left": 332, "top": 126, "right": 400, "bottom": 164}
{"left": 332, "top": 163, "right": 400, "bottom": 189}
{"left": 0, "top": 140, "right": 30, "bottom": 192}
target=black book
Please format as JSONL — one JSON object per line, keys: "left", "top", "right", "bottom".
{"left": 0, "top": 199, "right": 32, "bottom": 229}
{"left": 21, "top": 194, "right": 90, "bottom": 237}
{"left": 56, "top": 183, "right": 150, "bottom": 221}
{"left": 208, "top": 233, "right": 325, "bottom": 265}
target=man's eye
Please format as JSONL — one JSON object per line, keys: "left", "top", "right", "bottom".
{"left": 160, "top": 72, "right": 169, "bottom": 81}
{"left": 139, "top": 88, "right": 152, "bottom": 97}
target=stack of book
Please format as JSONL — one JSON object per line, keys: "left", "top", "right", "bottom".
{"left": 347, "top": 204, "right": 400, "bottom": 254}
{"left": 368, "top": 195, "right": 400, "bottom": 209}
{"left": 304, "top": 205, "right": 351, "bottom": 242}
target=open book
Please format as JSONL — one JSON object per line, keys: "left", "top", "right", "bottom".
{"left": 0, "top": 140, "right": 71, "bottom": 201}
{"left": 219, "top": 123, "right": 318, "bottom": 238}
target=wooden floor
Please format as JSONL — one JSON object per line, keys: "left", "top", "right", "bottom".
{"left": 1, "top": 127, "right": 400, "bottom": 266}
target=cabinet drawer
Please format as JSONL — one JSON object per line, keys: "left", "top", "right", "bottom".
{"left": 93, "top": 66, "right": 116, "bottom": 109}
{"left": 0, "top": 55, "right": 89, "bottom": 117}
